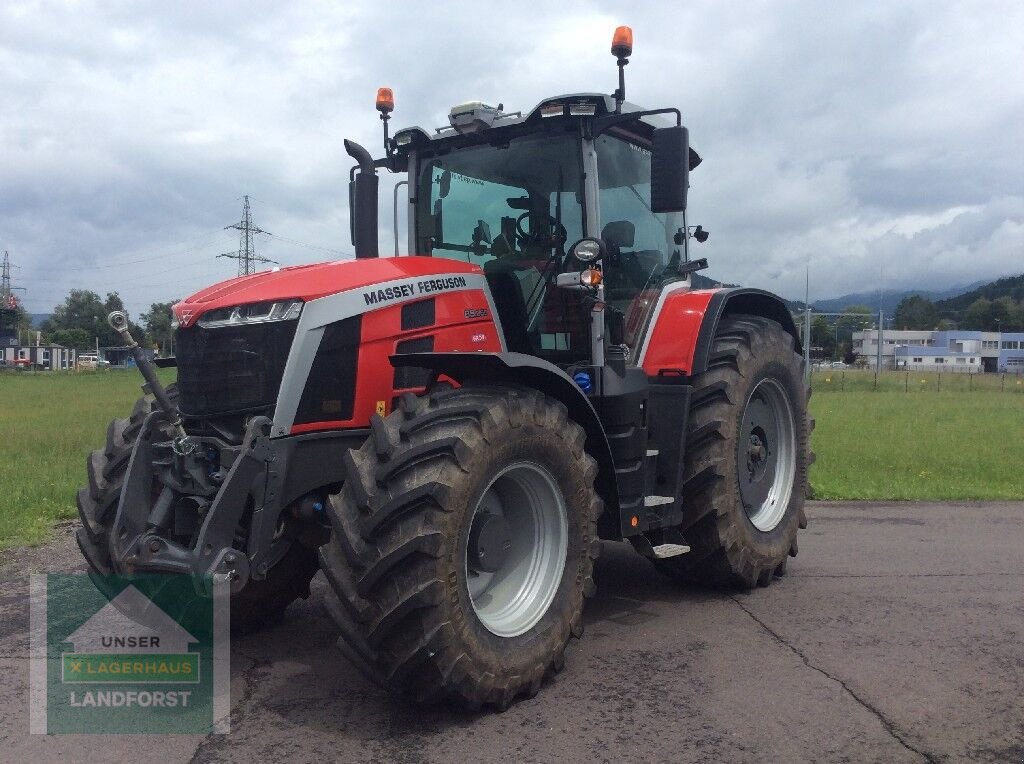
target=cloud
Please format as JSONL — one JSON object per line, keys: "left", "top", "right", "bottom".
{"left": 1, "top": 0, "right": 1022, "bottom": 314}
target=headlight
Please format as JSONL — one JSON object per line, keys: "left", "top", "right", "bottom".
{"left": 197, "top": 299, "right": 303, "bottom": 329}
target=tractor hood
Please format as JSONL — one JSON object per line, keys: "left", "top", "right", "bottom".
{"left": 172, "top": 256, "right": 482, "bottom": 328}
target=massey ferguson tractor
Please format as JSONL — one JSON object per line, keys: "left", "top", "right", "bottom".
{"left": 77, "top": 27, "right": 810, "bottom": 709}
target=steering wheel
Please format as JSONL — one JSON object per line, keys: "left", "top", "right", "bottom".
{"left": 515, "top": 211, "right": 568, "bottom": 249}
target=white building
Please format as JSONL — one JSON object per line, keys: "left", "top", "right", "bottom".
{"left": 852, "top": 330, "right": 1011, "bottom": 372}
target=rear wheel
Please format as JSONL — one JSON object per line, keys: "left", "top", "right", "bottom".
{"left": 320, "top": 384, "right": 602, "bottom": 708}
{"left": 75, "top": 385, "right": 319, "bottom": 633}
{"left": 656, "top": 314, "right": 810, "bottom": 588}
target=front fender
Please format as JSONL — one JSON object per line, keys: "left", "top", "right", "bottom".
{"left": 390, "top": 351, "right": 619, "bottom": 519}
{"left": 639, "top": 287, "right": 801, "bottom": 376}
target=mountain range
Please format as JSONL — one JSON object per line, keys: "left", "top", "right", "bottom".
{"left": 788, "top": 281, "right": 991, "bottom": 315}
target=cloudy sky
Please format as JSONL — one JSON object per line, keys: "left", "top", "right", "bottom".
{"left": 2, "top": 1, "right": 1022, "bottom": 315}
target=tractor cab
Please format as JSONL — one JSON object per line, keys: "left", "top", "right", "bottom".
{"left": 348, "top": 27, "right": 704, "bottom": 375}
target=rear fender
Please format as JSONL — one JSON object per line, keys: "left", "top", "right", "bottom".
{"left": 639, "top": 287, "right": 801, "bottom": 376}
{"left": 390, "top": 351, "right": 619, "bottom": 518}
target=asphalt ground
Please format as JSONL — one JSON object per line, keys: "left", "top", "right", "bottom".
{"left": 1, "top": 501, "right": 1022, "bottom": 763}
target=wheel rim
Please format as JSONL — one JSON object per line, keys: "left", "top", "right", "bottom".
{"left": 464, "top": 462, "right": 568, "bottom": 638}
{"left": 737, "top": 378, "right": 796, "bottom": 532}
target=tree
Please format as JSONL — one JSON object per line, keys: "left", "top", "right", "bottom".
{"left": 43, "top": 289, "right": 144, "bottom": 348}
{"left": 141, "top": 301, "right": 177, "bottom": 354}
{"left": 50, "top": 328, "right": 92, "bottom": 351}
{"left": 963, "top": 298, "right": 993, "bottom": 331}
{"left": 992, "top": 296, "right": 1023, "bottom": 332}
{"left": 1, "top": 300, "right": 33, "bottom": 343}
{"left": 836, "top": 304, "right": 873, "bottom": 348}
{"left": 811, "top": 316, "right": 835, "bottom": 359}
{"left": 893, "top": 295, "right": 938, "bottom": 330}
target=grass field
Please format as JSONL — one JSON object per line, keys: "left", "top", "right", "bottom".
{"left": 811, "top": 368, "right": 1024, "bottom": 394}
{"left": 809, "top": 390, "right": 1023, "bottom": 500}
{"left": 1, "top": 369, "right": 1022, "bottom": 550}
{"left": 0, "top": 370, "right": 176, "bottom": 550}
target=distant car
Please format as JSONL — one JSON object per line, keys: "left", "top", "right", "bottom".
{"left": 78, "top": 354, "right": 109, "bottom": 368}
{"left": 830, "top": 361, "right": 848, "bottom": 369}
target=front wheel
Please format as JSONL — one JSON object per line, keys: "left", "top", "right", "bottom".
{"left": 320, "top": 384, "right": 602, "bottom": 708}
{"left": 656, "top": 314, "right": 810, "bottom": 588}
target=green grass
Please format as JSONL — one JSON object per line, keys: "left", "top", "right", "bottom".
{"left": 812, "top": 368, "right": 1024, "bottom": 393}
{"left": 809, "top": 390, "right": 1024, "bottom": 500}
{"left": 0, "top": 369, "right": 175, "bottom": 550}
{"left": 1, "top": 369, "right": 1021, "bottom": 550}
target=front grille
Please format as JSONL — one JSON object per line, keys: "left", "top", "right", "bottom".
{"left": 175, "top": 320, "right": 298, "bottom": 417}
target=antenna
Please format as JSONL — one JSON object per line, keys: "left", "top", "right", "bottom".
{"left": 218, "top": 196, "right": 277, "bottom": 276}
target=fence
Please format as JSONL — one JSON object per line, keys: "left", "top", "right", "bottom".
{"left": 811, "top": 369, "right": 1024, "bottom": 393}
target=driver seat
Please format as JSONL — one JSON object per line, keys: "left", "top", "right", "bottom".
{"left": 602, "top": 220, "right": 635, "bottom": 261}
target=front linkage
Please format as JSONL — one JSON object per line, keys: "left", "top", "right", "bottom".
{"left": 97, "top": 312, "right": 337, "bottom": 596}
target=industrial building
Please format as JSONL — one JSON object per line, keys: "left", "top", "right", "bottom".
{"left": 1, "top": 342, "right": 78, "bottom": 370}
{"left": 853, "top": 330, "right": 1024, "bottom": 372}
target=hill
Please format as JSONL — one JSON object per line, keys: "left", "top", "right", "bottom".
{"left": 934, "top": 274, "right": 1024, "bottom": 313}
{"left": 691, "top": 272, "right": 740, "bottom": 290}
{"left": 809, "top": 282, "right": 985, "bottom": 315}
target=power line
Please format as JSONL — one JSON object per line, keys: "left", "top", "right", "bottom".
{"left": 15, "top": 230, "right": 234, "bottom": 277}
{"left": 263, "top": 232, "right": 350, "bottom": 258}
{"left": 218, "top": 195, "right": 276, "bottom": 276}
{"left": 44, "top": 238, "right": 230, "bottom": 273}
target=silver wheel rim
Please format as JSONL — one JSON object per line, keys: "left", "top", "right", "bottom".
{"left": 464, "top": 461, "right": 568, "bottom": 638}
{"left": 737, "top": 378, "right": 796, "bottom": 532}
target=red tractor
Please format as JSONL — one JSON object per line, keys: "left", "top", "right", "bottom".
{"left": 78, "top": 27, "right": 810, "bottom": 708}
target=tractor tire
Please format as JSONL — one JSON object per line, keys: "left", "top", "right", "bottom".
{"left": 75, "top": 385, "right": 319, "bottom": 633}
{"left": 320, "top": 384, "right": 602, "bottom": 709}
{"left": 656, "top": 314, "right": 810, "bottom": 589}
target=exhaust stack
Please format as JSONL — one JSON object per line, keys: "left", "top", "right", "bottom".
{"left": 345, "top": 139, "right": 380, "bottom": 259}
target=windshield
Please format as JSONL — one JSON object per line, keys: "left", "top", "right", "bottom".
{"left": 415, "top": 133, "right": 590, "bottom": 362}
{"left": 597, "top": 133, "right": 686, "bottom": 353}
{"left": 415, "top": 133, "right": 584, "bottom": 262}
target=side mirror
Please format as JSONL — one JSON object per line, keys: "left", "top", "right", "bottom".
{"left": 651, "top": 126, "right": 689, "bottom": 213}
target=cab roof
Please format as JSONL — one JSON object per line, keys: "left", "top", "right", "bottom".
{"left": 392, "top": 92, "right": 676, "bottom": 153}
